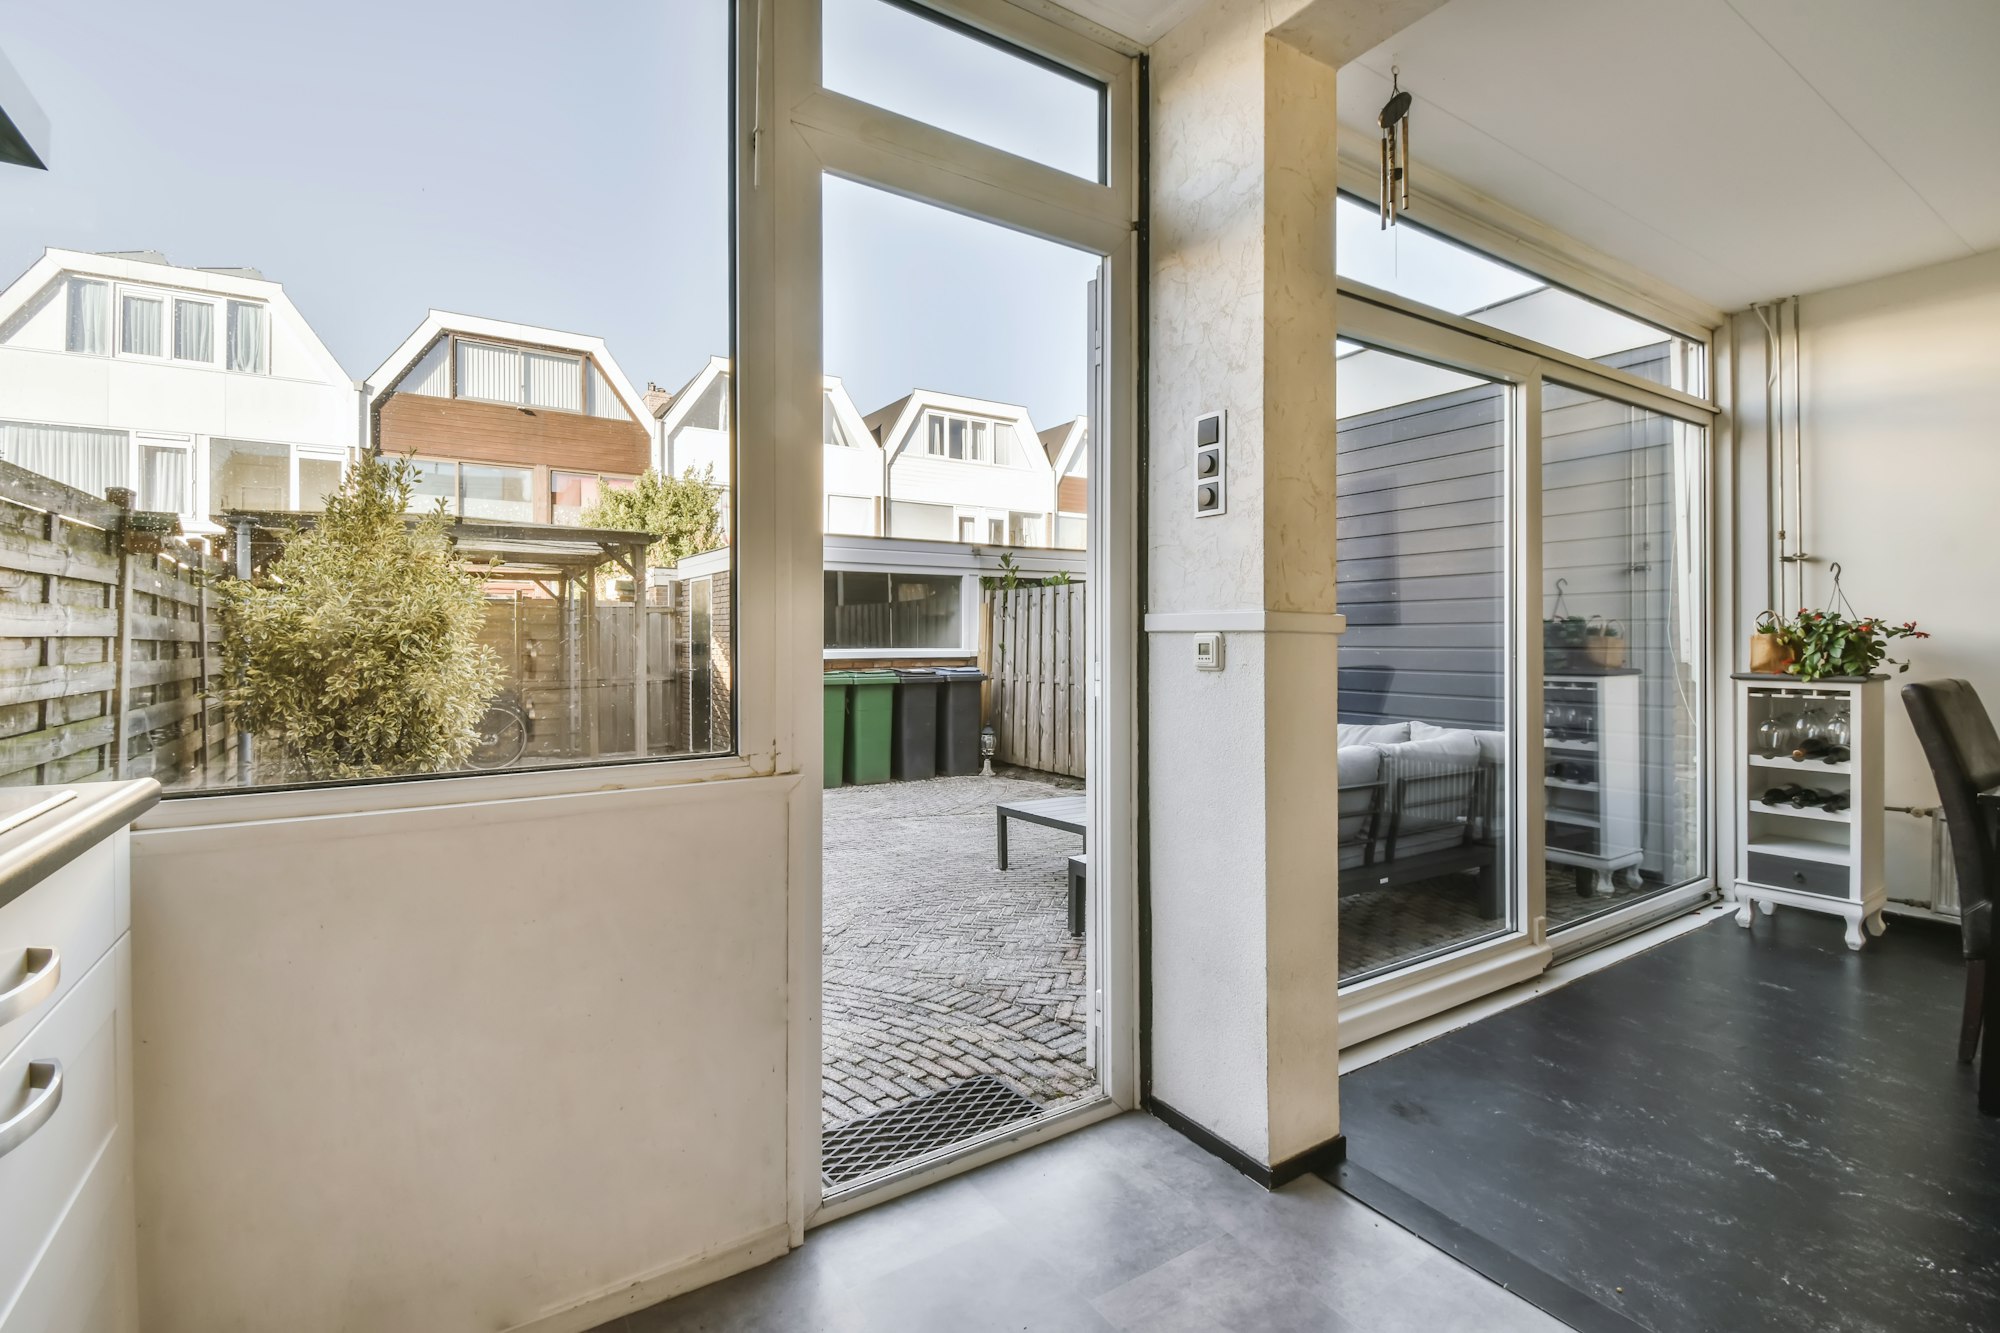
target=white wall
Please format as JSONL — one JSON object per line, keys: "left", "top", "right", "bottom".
{"left": 131, "top": 775, "right": 798, "bottom": 1333}
{"left": 1789, "top": 247, "right": 2000, "bottom": 899}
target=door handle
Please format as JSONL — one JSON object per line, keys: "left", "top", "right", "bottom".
{"left": 0, "top": 948, "right": 59, "bottom": 1026}
{"left": 0, "top": 1059, "right": 62, "bottom": 1159}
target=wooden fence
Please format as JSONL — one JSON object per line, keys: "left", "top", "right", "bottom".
{"left": 985, "top": 582, "right": 1086, "bottom": 779}
{"left": 0, "top": 464, "right": 229, "bottom": 790}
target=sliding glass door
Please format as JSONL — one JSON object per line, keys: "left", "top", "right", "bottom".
{"left": 1335, "top": 345, "right": 1517, "bottom": 984}
{"left": 1540, "top": 386, "right": 1707, "bottom": 930}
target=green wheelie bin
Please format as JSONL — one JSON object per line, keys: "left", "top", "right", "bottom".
{"left": 822, "top": 671, "right": 853, "bottom": 787}
{"left": 844, "top": 670, "right": 899, "bottom": 785}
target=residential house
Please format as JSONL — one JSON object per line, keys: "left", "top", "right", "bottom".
{"left": 1039, "top": 415, "right": 1088, "bottom": 549}
{"left": 865, "top": 388, "right": 1060, "bottom": 546}
{"left": 655, "top": 356, "right": 881, "bottom": 538}
{"left": 366, "top": 311, "right": 652, "bottom": 525}
{"left": 0, "top": 248, "right": 358, "bottom": 529}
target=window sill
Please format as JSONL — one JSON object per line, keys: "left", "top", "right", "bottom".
{"left": 137, "top": 751, "right": 773, "bottom": 832}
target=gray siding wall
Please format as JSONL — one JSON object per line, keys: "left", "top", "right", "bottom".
{"left": 1335, "top": 345, "right": 1702, "bottom": 882}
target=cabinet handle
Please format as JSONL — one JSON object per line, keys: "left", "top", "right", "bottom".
{"left": 0, "top": 1059, "right": 62, "bottom": 1158}
{"left": 0, "top": 948, "right": 59, "bottom": 1025}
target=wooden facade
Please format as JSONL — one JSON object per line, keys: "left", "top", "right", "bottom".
{"left": 986, "top": 583, "right": 1086, "bottom": 780}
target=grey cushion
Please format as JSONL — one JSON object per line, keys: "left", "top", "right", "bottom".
{"left": 1338, "top": 721, "right": 1410, "bottom": 747}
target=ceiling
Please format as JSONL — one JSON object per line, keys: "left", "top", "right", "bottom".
{"left": 1061, "top": 0, "right": 2000, "bottom": 309}
{"left": 1336, "top": 0, "right": 2000, "bottom": 309}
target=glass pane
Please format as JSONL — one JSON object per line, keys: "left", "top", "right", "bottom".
{"left": 298, "top": 456, "right": 344, "bottom": 510}
{"left": 121, "top": 295, "right": 163, "bottom": 356}
{"left": 823, "top": 0, "right": 1104, "bottom": 182}
{"left": 459, "top": 463, "right": 534, "bottom": 521}
{"left": 1, "top": 0, "right": 733, "bottom": 792}
{"left": 66, "top": 278, "right": 110, "bottom": 355}
{"left": 1336, "top": 344, "right": 1512, "bottom": 985}
{"left": 1336, "top": 195, "right": 1704, "bottom": 393}
{"left": 1542, "top": 386, "right": 1705, "bottom": 928}
{"left": 138, "top": 443, "right": 189, "bottom": 512}
{"left": 225, "top": 301, "right": 266, "bottom": 373}
{"left": 406, "top": 458, "right": 458, "bottom": 515}
{"left": 211, "top": 438, "right": 288, "bottom": 511}
{"left": 822, "top": 571, "right": 963, "bottom": 650}
{"left": 173, "top": 300, "right": 214, "bottom": 362}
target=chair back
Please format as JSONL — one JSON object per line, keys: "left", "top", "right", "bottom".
{"left": 1901, "top": 679, "right": 2000, "bottom": 958}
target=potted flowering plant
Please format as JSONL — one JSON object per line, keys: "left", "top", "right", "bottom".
{"left": 1761, "top": 607, "right": 1928, "bottom": 682}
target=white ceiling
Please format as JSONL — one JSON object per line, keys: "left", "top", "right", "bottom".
{"left": 1336, "top": 0, "right": 2000, "bottom": 308}
{"left": 1058, "top": 0, "right": 1205, "bottom": 46}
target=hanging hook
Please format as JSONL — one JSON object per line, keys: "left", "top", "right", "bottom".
{"left": 1551, "top": 577, "right": 1570, "bottom": 620}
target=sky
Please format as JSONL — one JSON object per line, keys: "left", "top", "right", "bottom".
{"left": 1, "top": 0, "right": 1099, "bottom": 429}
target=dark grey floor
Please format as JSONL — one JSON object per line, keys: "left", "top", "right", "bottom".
{"left": 601, "top": 1111, "right": 1565, "bottom": 1332}
{"left": 1335, "top": 910, "right": 2000, "bottom": 1333}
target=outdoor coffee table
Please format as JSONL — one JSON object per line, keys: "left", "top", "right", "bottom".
{"left": 995, "top": 795, "right": 1087, "bottom": 871}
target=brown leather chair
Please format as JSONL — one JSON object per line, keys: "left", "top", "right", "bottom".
{"left": 1901, "top": 679, "right": 1999, "bottom": 1113}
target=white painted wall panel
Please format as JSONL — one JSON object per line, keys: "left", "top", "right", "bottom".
{"left": 131, "top": 776, "right": 797, "bottom": 1333}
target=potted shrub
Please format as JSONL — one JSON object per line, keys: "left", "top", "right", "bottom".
{"left": 1756, "top": 607, "right": 1928, "bottom": 682}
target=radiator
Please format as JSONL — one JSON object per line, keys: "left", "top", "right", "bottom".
{"left": 1930, "top": 811, "right": 1963, "bottom": 918}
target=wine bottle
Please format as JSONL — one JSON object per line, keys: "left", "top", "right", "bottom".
{"left": 1791, "top": 738, "right": 1829, "bottom": 761}
{"left": 1761, "top": 785, "right": 1805, "bottom": 807}
{"left": 1788, "top": 787, "right": 1825, "bottom": 809}
{"left": 1820, "top": 791, "right": 1851, "bottom": 814}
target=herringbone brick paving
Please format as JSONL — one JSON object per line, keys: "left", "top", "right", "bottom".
{"left": 822, "top": 773, "right": 1094, "bottom": 1131}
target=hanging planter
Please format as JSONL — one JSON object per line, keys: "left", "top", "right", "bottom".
{"left": 1753, "top": 564, "right": 1928, "bottom": 681}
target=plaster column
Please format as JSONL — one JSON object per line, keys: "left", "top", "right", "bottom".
{"left": 1144, "top": 0, "right": 1445, "bottom": 1181}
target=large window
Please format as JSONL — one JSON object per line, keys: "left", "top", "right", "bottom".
{"left": 824, "top": 571, "right": 965, "bottom": 652}
{"left": 0, "top": 0, "right": 740, "bottom": 794}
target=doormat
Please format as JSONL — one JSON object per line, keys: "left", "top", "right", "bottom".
{"left": 821, "top": 1075, "right": 1042, "bottom": 1188}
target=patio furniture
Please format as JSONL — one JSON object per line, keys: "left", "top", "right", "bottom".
{"left": 995, "top": 794, "right": 1087, "bottom": 871}
{"left": 1337, "top": 723, "right": 1503, "bottom": 918}
{"left": 1067, "top": 854, "right": 1087, "bottom": 937}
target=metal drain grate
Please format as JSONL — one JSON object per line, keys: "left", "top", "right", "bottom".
{"left": 822, "top": 1076, "right": 1043, "bottom": 1188}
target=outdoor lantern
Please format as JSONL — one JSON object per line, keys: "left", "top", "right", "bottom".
{"left": 980, "top": 724, "right": 997, "bottom": 777}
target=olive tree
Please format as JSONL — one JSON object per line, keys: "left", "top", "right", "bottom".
{"left": 581, "top": 465, "right": 724, "bottom": 567}
{"left": 217, "top": 453, "right": 503, "bottom": 781}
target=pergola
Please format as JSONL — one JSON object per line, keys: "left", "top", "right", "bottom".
{"left": 221, "top": 512, "right": 657, "bottom": 760}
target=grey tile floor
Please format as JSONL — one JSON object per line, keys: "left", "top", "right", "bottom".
{"left": 601, "top": 1112, "right": 1567, "bottom": 1332}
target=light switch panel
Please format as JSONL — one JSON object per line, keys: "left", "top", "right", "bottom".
{"left": 1195, "top": 411, "right": 1225, "bottom": 517}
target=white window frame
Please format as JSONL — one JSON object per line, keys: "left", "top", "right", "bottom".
{"left": 224, "top": 299, "right": 270, "bottom": 375}
{"left": 65, "top": 277, "right": 112, "bottom": 356}
{"left": 171, "top": 295, "right": 220, "bottom": 365}
{"left": 291, "top": 447, "right": 350, "bottom": 509}
{"left": 133, "top": 431, "right": 194, "bottom": 514}
{"left": 117, "top": 289, "right": 170, "bottom": 361}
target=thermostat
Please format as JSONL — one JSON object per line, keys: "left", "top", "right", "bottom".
{"left": 1194, "top": 632, "right": 1224, "bottom": 671}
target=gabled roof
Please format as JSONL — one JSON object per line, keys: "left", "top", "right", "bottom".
{"left": 365, "top": 309, "right": 650, "bottom": 423}
{"left": 1042, "top": 416, "right": 1089, "bottom": 476}
{"left": 0, "top": 247, "right": 349, "bottom": 385}
{"left": 863, "top": 388, "right": 1053, "bottom": 471}
{"left": 656, "top": 356, "right": 879, "bottom": 451}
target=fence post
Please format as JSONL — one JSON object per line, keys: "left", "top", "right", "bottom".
{"left": 106, "top": 487, "right": 136, "bottom": 780}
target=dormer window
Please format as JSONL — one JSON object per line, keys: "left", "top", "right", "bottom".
{"left": 922, "top": 411, "right": 1025, "bottom": 466}
{"left": 61, "top": 275, "right": 268, "bottom": 373}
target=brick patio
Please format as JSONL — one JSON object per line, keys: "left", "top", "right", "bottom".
{"left": 822, "top": 773, "right": 1095, "bottom": 1131}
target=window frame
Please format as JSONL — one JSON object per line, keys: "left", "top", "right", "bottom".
{"left": 118, "top": 290, "right": 169, "bottom": 361}
{"left": 65, "top": 277, "right": 112, "bottom": 356}
{"left": 171, "top": 295, "right": 219, "bottom": 365}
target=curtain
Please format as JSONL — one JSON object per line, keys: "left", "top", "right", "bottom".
{"left": 523, "top": 351, "right": 582, "bottom": 411}
{"left": 65, "top": 279, "right": 109, "bottom": 355}
{"left": 173, "top": 300, "right": 215, "bottom": 362}
{"left": 588, "top": 363, "right": 626, "bottom": 419}
{"left": 138, "top": 441, "right": 190, "bottom": 513}
{"left": 120, "top": 295, "right": 164, "bottom": 357}
{"left": 455, "top": 340, "right": 520, "bottom": 403}
{"left": 1, "top": 420, "right": 131, "bottom": 498}
{"left": 226, "top": 301, "right": 267, "bottom": 372}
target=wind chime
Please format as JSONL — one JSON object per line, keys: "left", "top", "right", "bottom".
{"left": 1377, "top": 67, "right": 1412, "bottom": 228}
